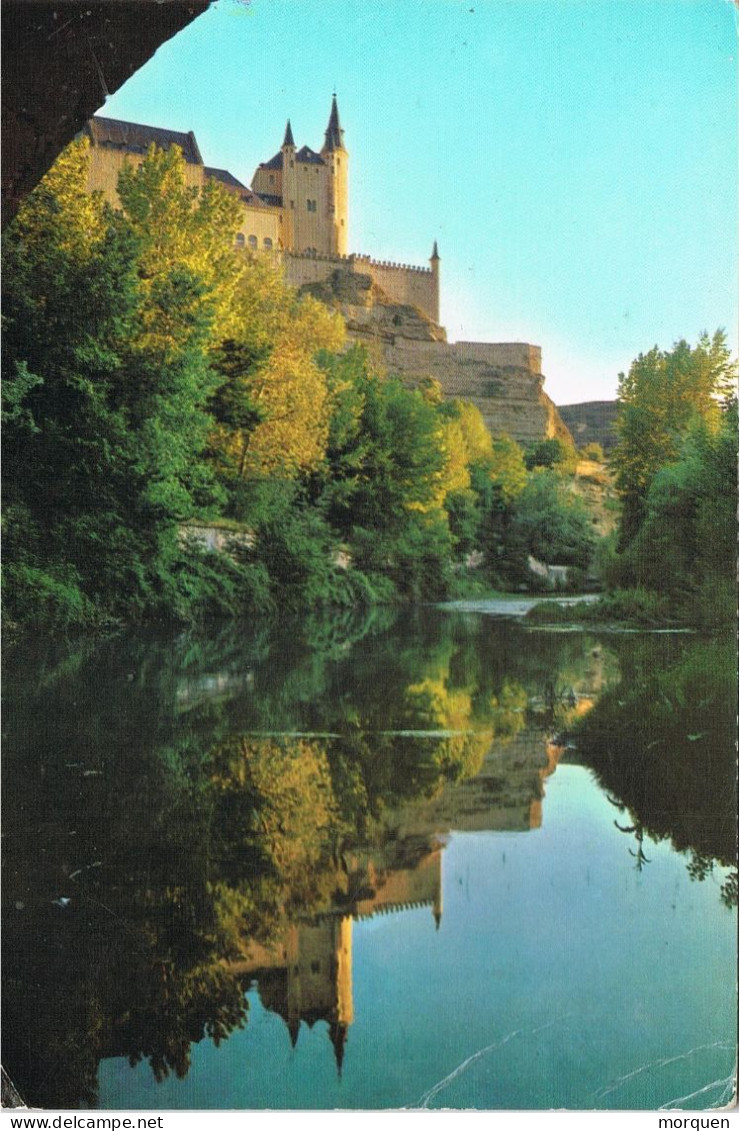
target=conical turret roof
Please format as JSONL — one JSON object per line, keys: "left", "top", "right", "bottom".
{"left": 282, "top": 119, "right": 295, "bottom": 148}
{"left": 323, "top": 94, "right": 345, "bottom": 152}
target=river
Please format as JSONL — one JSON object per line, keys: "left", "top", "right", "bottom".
{"left": 2, "top": 605, "right": 736, "bottom": 1110}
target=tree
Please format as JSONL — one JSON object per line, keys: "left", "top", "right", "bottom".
{"left": 320, "top": 352, "right": 448, "bottom": 534}
{"left": 524, "top": 436, "right": 577, "bottom": 472}
{"left": 2, "top": 139, "right": 246, "bottom": 626}
{"left": 209, "top": 255, "right": 345, "bottom": 480}
{"left": 612, "top": 332, "right": 736, "bottom": 546}
{"left": 117, "top": 143, "right": 246, "bottom": 345}
{"left": 624, "top": 403, "right": 736, "bottom": 614}
{"left": 505, "top": 471, "right": 597, "bottom": 575}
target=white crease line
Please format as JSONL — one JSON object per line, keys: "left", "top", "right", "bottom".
{"left": 414, "top": 1013, "right": 575, "bottom": 1109}
{"left": 658, "top": 1074, "right": 736, "bottom": 1111}
{"left": 595, "top": 1041, "right": 734, "bottom": 1100}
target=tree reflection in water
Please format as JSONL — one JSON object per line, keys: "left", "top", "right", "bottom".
{"left": 2, "top": 612, "right": 734, "bottom": 1108}
{"left": 572, "top": 637, "right": 737, "bottom": 907}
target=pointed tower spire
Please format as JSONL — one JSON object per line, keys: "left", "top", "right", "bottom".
{"left": 431, "top": 240, "right": 440, "bottom": 261}
{"left": 323, "top": 94, "right": 345, "bottom": 152}
{"left": 283, "top": 119, "right": 295, "bottom": 148}
{"left": 329, "top": 1021, "right": 348, "bottom": 1075}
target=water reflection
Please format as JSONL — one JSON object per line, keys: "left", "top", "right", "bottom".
{"left": 2, "top": 611, "right": 735, "bottom": 1108}
{"left": 570, "top": 636, "right": 737, "bottom": 906}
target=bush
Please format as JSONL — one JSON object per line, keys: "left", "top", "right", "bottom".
{"left": 524, "top": 437, "right": 577, "bottom": 472}
{"left": 2, "top": 563, "right": 106, "bottom": 633}
{"left": 525, "top": 587, "right": 672, "bottom": 626}
{"left": 161, "top": 549, "right": 273, "bottom": 622}
{"left": 502, "top": 471, "right": 597, "bottom": 581}
{"left": 350, "top": 513, "right": 453, "bottom": 603}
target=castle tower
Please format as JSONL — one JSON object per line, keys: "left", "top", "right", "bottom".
{"left": 321, "top": 94, "right": 348, "bottom": 256}
{"left": 430, "top": 241, "right": 441, "bottom": 325}
{"left": 280, "top": 119, "right": 296, "bottom": 251}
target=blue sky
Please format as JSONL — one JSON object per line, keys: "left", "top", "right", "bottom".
{"left": 103, "top": 0, "right": 737, "bottom": 404}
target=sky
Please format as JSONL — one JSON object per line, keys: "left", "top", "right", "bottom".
{"left": 102, "top": 0, "right": 737, "bottom": 404}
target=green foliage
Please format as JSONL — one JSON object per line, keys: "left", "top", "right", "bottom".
{"left": 525, "top": 588, "right": 672, "bottom": 627}
{"left": 2, "top": 562, "right": 105, "bottom": 633}
{"left": 604, "top": 403, "right": 736, "bottom": 621}
{"left": 580, "top": 441, "right": 604, "bottom": 461}
{"left": 475, "top": 434, "right": 529, "bottom": 506}
{"left": 2, "top": 138, "right": 236, "bottom": 629}
{"left": 612, "top": 331, "right": 736, "bottom": 547}
{"left": 524, "top": 436, "right": 577, "bottom": 472}
{"left": 161, "top": 548, "right": 274, "bottom": 623}
{"left": 574, "top": 638, "right": 737, "bottom": 895}
{"left": 504, "top": 471, "right": 597, "bottom": 575}
{"left": 445, "top": 487, "right": 483, "bottom": 558}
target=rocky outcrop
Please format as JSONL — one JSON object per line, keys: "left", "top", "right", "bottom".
{"left": 558, "top": 401, "right": 619, "bottom": 452}
{"left": 301, "top": 268, "right": 572, "bottom": 447}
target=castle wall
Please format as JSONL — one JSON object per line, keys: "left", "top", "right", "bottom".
{"left": 234, "top": 205, "right": 280, "bottom": 250}
{"left": 283, "top": 250, "right": 344, "bottom": 288}
{"left": 283, "top": 156, "right": 333, "bottom": 254}
{"left": 283, "top": 251, "right": 440, "bottom": 324}
{"left": 251, "top": 164, "right": 282, "bottom": 198}
{"left": 324, "top": 148, "right": 348, "bottom": 256}
{"left": 353, "top": 255, "right": 439, "bottom": 323}
{"left": 85, "top": 140, "right": 281, "bottom": 249}
{"left": 85, "top": 143, "right": 203, "bottom": 207}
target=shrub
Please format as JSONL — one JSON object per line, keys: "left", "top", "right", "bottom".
{"left": 524, "top": 437, "right": 577, "bottom": 472}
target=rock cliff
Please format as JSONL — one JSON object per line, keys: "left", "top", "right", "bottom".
{"left": 301, "top": 268, "right": 571, "bottom": 446}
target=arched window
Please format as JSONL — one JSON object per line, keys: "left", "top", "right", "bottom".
{"left": 248, "top": 235, "right": 258, "bottom": 249}
{"left": 264, "top": 237, "right": 273, "bottom": 249}
{"left": 235, "top": 233, "right": 246, "bottom": 248}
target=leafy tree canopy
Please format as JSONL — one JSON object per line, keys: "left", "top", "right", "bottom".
{"left": 612, "top": 331, "right": 736, "bottom": 545}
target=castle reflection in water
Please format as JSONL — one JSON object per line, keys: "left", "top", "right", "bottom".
{"left": 227, "top": 723, "right": 566, "bottom": 1069}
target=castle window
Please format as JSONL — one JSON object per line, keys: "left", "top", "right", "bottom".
{"left": 235, "top": 233, "right": 245, "bottom": 248}
{"left": 264, "top": 237, "right": 273, "bottom": 249}
{"left": 248, "top": 234, "right": 258, "bottom": 249}
{"left": 268, "top": 174, "right": 274, "bottom": 185}
{"left": 290, "top": 200, "right": 295, "bottom": 209}
{"left": 311, "top": 961, "right": 320, "bottom": 974}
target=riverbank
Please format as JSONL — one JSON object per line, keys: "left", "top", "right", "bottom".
{"left": 522, "top": 585, "right": 734, "bottom": 631}
{"left": 438, "top": 594, "right": 600, "bottom": 619}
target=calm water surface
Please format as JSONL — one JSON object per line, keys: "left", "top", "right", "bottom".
{"left": 3, "top": 608, "right": 736, "bottom": 1110}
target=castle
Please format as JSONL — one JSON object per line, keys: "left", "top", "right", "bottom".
{"left": 82, "top": 97, "right": 569, "bottom": 445}
{"left": 84, "top": 97, "right": 441, "bottom": 325}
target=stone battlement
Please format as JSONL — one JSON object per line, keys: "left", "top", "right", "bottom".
{"left": 287, "top": 249, "right": 432, "bottom": 275}
{"left": 284, "top": 248, "right": 439, "bottom": 323}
